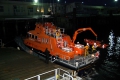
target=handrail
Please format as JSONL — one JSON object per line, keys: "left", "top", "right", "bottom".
{"left": 63, "top": 55, "right": 70, "bottom": 61}
{"left": 50, "top": 56, "right": 58, "bottom": 63}
{"left": 25, "top": 69, "right": 56, "bottom": 80}
{"left": 25, "top": 68, "right": 71, "bottom": 80}
{"left": 56, "top": 52, "right": 83, "bottom": 68}
{"left": 63, "top": 73, "right": 74, "bottom": 80}
{"left": 51, "top": 52, "right": 97, "bottom": 70}
{"left": 56, "top": 52, "right": 70, "bottom": 61}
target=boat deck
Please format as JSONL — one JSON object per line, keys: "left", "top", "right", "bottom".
{"left": 0, "top": 47, "right": 69, "bottom": 80}
{"left": 14, "top": 37, "right": 99, "bottom": 70}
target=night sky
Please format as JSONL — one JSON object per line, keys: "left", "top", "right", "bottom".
{"left": 10, "top": 0, "right": 120, "bottom": 6}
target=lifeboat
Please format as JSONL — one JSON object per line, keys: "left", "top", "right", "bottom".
{"left": 84, "top": 39, "right": 109, "bottom": 49}
{"left": 22, "top": 22, "right": 100, "bottom": 70}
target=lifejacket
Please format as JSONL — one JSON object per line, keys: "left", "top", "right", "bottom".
{"left": 56, "top": 31, "right": 60, "bottom": 37}
{"left": 85, "top": 45, "right": 89, "bottom": 50}
{"left": 92, "top": 45, "right": 97, "bottom": 50}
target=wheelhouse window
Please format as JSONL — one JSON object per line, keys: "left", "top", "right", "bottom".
{"left": 35, "top": 36, "right": 37, "bottom": 39}
{"left": 29, "top": 34, "right": 31, "bottom": 37}
{"left": 28, "top": 33, "right": 31, "bottom": 38}
{"left": 28, "top": 6, "right": 33, "bottom": 12}
{"left": 32, "top": 35, "right": 34, "bottom": 38}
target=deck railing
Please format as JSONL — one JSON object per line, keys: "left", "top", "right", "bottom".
{"left": 55, "top": 53, "right": 98, "bottom": 69}
{"left": 24, "top": 68, "right": 73, "bottom": 80}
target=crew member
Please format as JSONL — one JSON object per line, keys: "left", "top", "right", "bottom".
{"left": 58, "top": 28, "right": 60, "bottom": 32}
{"left": 44, "top": 48, "right": 50, "bottom": 64}
{"left": 56, "top": 74, "right": 59, "bottom": 80}
{"left": 56, "top": 32, "right": 59, "bottom": 39}
{"left": 101, "top": 40, "right": 105, "bottom": 49}
{"left": 45, "top": 26, "right": 48, "bottom": 34}
{"left": 53, "top": 29, "right": 56, "bottom": 37}
{"left": 48, "top": 29, "right": 51, "bottom": 35}
{"left": 56, "top": 28, "right": 60, "bottom": 40}
{"left": 92, "top": 42, "right": 97, "bottom": 53}
{"left": 84, "top": 43, "right": 89, "bottom": 56}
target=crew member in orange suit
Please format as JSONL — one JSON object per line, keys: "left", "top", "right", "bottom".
{"left": 84, "top": 43, "right": 89, "bottom": 56}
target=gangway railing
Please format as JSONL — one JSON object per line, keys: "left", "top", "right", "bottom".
{"left": 24, "top": 68, "right": 72, "bottom": 80}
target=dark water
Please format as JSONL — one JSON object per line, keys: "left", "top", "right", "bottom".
{"left": 78, "top": 31, "right": 120, "bottom": 80}
{"left": 0, "top": 16, "right": 120, "bottom": 80}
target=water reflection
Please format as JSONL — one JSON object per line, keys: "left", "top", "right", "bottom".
{"left": 93, "top": 31, "right": 120, "bottom": 80}
{"left": 78, "top": 31, "right": 120, "bottom": 80}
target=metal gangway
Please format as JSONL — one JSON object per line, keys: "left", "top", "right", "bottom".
{"left": 24, "top": 68, "right": 82, "bottom": 80}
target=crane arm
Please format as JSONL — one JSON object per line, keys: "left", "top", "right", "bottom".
{"left": 72, "top": 27, "right": 97, "bottom": 43}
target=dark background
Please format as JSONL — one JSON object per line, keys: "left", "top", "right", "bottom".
{"left": 0, "top": 15, "right": 120, "bottom": 45}
{"left": 9, "top": 0, "right": 120, "bottom": 6}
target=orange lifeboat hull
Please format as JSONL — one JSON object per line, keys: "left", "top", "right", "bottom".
{"left": 17, "top": 22, "right": 101, "bottom": 70}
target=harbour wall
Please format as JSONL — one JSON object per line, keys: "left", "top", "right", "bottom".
{"left": 0, "top": 15, "right": 120, "bottom": 45}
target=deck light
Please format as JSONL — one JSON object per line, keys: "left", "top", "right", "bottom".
{"left": 34, "top": 0, "right": 38, "bottom": 3}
